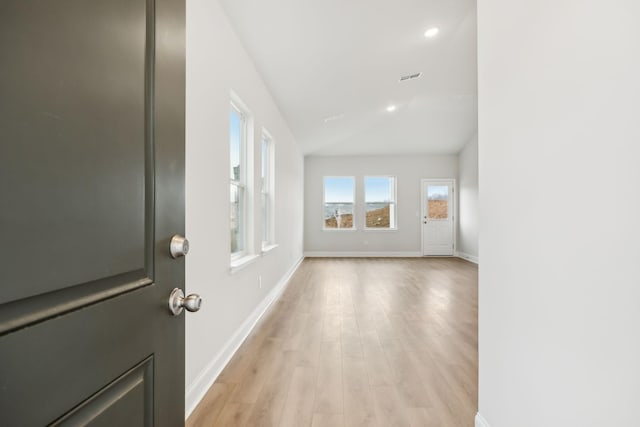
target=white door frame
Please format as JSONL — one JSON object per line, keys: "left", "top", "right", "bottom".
{"left": 421, "top": 178, "right": 457, "bottom": 256}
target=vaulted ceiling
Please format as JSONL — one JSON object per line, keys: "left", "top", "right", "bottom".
{"left": 220, "top": 0, "right": 477, "bottom": 156}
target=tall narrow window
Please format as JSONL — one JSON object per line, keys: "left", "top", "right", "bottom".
{"left": 365, "top": 176, "right": 397, "bottom": 229}
{"left": 323, "top": 177, "right": 355, "bottom": 229}
{"left": 261, "top": 132, "right": 274, "bottom": 248}
{"left": 230, "top": 103, "right": 246, "bottom": 257}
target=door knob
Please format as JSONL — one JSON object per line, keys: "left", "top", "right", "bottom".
{"left": 170, "top": 235, "right": 189, "bottom": 258}
{"left": 168, "top": 288, "right": 202, "bottom": 316}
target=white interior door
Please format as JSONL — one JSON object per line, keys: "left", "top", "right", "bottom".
{"left": 422, "top": 179, "right": 455, "bottom": 256}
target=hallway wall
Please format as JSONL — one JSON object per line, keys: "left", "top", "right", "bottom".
{"left": 457, "top": 133, "right": 478, "bottom": 262}
{"left": 185, "top": 0, "right": 304, "bottom": 416}
{"left": 478, "top": 0, "right": 640, "bottom": 426}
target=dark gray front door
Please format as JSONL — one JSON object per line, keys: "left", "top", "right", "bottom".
{"left": 0, "top": 0, "right": 185, "bottom": 425}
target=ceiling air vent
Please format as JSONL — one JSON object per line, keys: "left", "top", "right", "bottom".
{"left": 399, "top": 72, "right": 422, "bottom": 82}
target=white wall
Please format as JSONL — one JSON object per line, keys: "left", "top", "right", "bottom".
{"left": 185, "top": 0, "right": 304, "bottom": 416}
{"left": 304, "top": 154, "right": 457, "bottom": 255}
{"left": 457, "top": 133, "right": 478, "bottom": 262}
{"left": 478, "top": 1, "right": 640, "bottom": 426}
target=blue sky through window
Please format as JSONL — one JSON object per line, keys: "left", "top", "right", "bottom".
{"left": 230, "top": 109, "right": 242, "bottom": 180}
{"left": 324, "top": 177, "right": 354, "bottom": 203}
{"left": 365, "top": 177, "right": 394, "bottom": 202}
{"left": 427, "top": 185, "right": 448, "bottom": 200}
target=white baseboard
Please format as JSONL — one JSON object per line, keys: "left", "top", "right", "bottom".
{"left": 304, "top": 251, "right": 422, "bottom": 258}
{"left": 475, "top": 413, "right": 491, "bottom": 427}
{"left": 456, "top": 251, "right": 479, "bottom": 264}
{"left": 184, "top": 256, "right": 304, "bottom": 418}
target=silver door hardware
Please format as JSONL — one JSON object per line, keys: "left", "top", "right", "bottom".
{"left": 168, "top": 288, "right": 202, "bottom": 316}
{"left": 170, "top": 235, "right": 189, "bottom": 258}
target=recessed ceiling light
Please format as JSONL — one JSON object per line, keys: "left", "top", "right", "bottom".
{"left": 386, "top": 105, "right": 397, "bottom": 112}
{"left": 323, "top": 113, "right": 344, "bottom": 123}
{"left": 424, "top": 27, "right": 439, "bottom": 38}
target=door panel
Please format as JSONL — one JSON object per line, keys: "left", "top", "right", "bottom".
{"left": 422, "top": 180, "right": 455, "bottom": 256}
{"left": 0, "top": 0, "right": 149, "bottom": 304}
{"left": 53, "top": 357, "right": 154, "bottom": 427}
{"left": 0, "top": 288, "right": 154, "bottom": 425}
{"left": 0, "top": 0, "right": 185, "bottom": 424}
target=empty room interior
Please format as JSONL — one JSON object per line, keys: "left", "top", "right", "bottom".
{"left": 1, "top": 0, "right": 638, "bottom": 426}
{"left": 186, "top": 1, "right": 480, "bottom": 426}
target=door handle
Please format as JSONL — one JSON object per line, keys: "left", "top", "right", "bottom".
{"left": 168, "top": 288, "right": 202, "bottom": 316}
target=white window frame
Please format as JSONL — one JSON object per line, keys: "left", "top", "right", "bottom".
{"left": 230, "top": 101, "right": 247, "bottom": 261}
{"left": 364, "top": 175, "right": 398, "bottom": 231}
{"left": 261, "top": 130, "right": 276, "bottom": 251}
{"left": 322, "top": 176, "right": 356, "bottom": 231}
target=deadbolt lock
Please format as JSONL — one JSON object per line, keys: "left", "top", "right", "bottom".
{"left": 170, "top": 235, "right": 189, "bottom": 258}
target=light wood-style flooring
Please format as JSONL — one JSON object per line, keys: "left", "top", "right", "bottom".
{"left": 187, "top": 257, "right": 478, "bottom": 427}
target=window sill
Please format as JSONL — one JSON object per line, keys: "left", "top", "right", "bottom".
{"left": 261, "top": 244, "right": 279, "bottom": 255}
{"left": 322, "top": 228, "right": 358, "bottom": 232}
{"left": 230, "top": 254, "right": 260, "bottom": 274}
{"left": 363, "top": 228, "right": 398, "bottom": 232}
